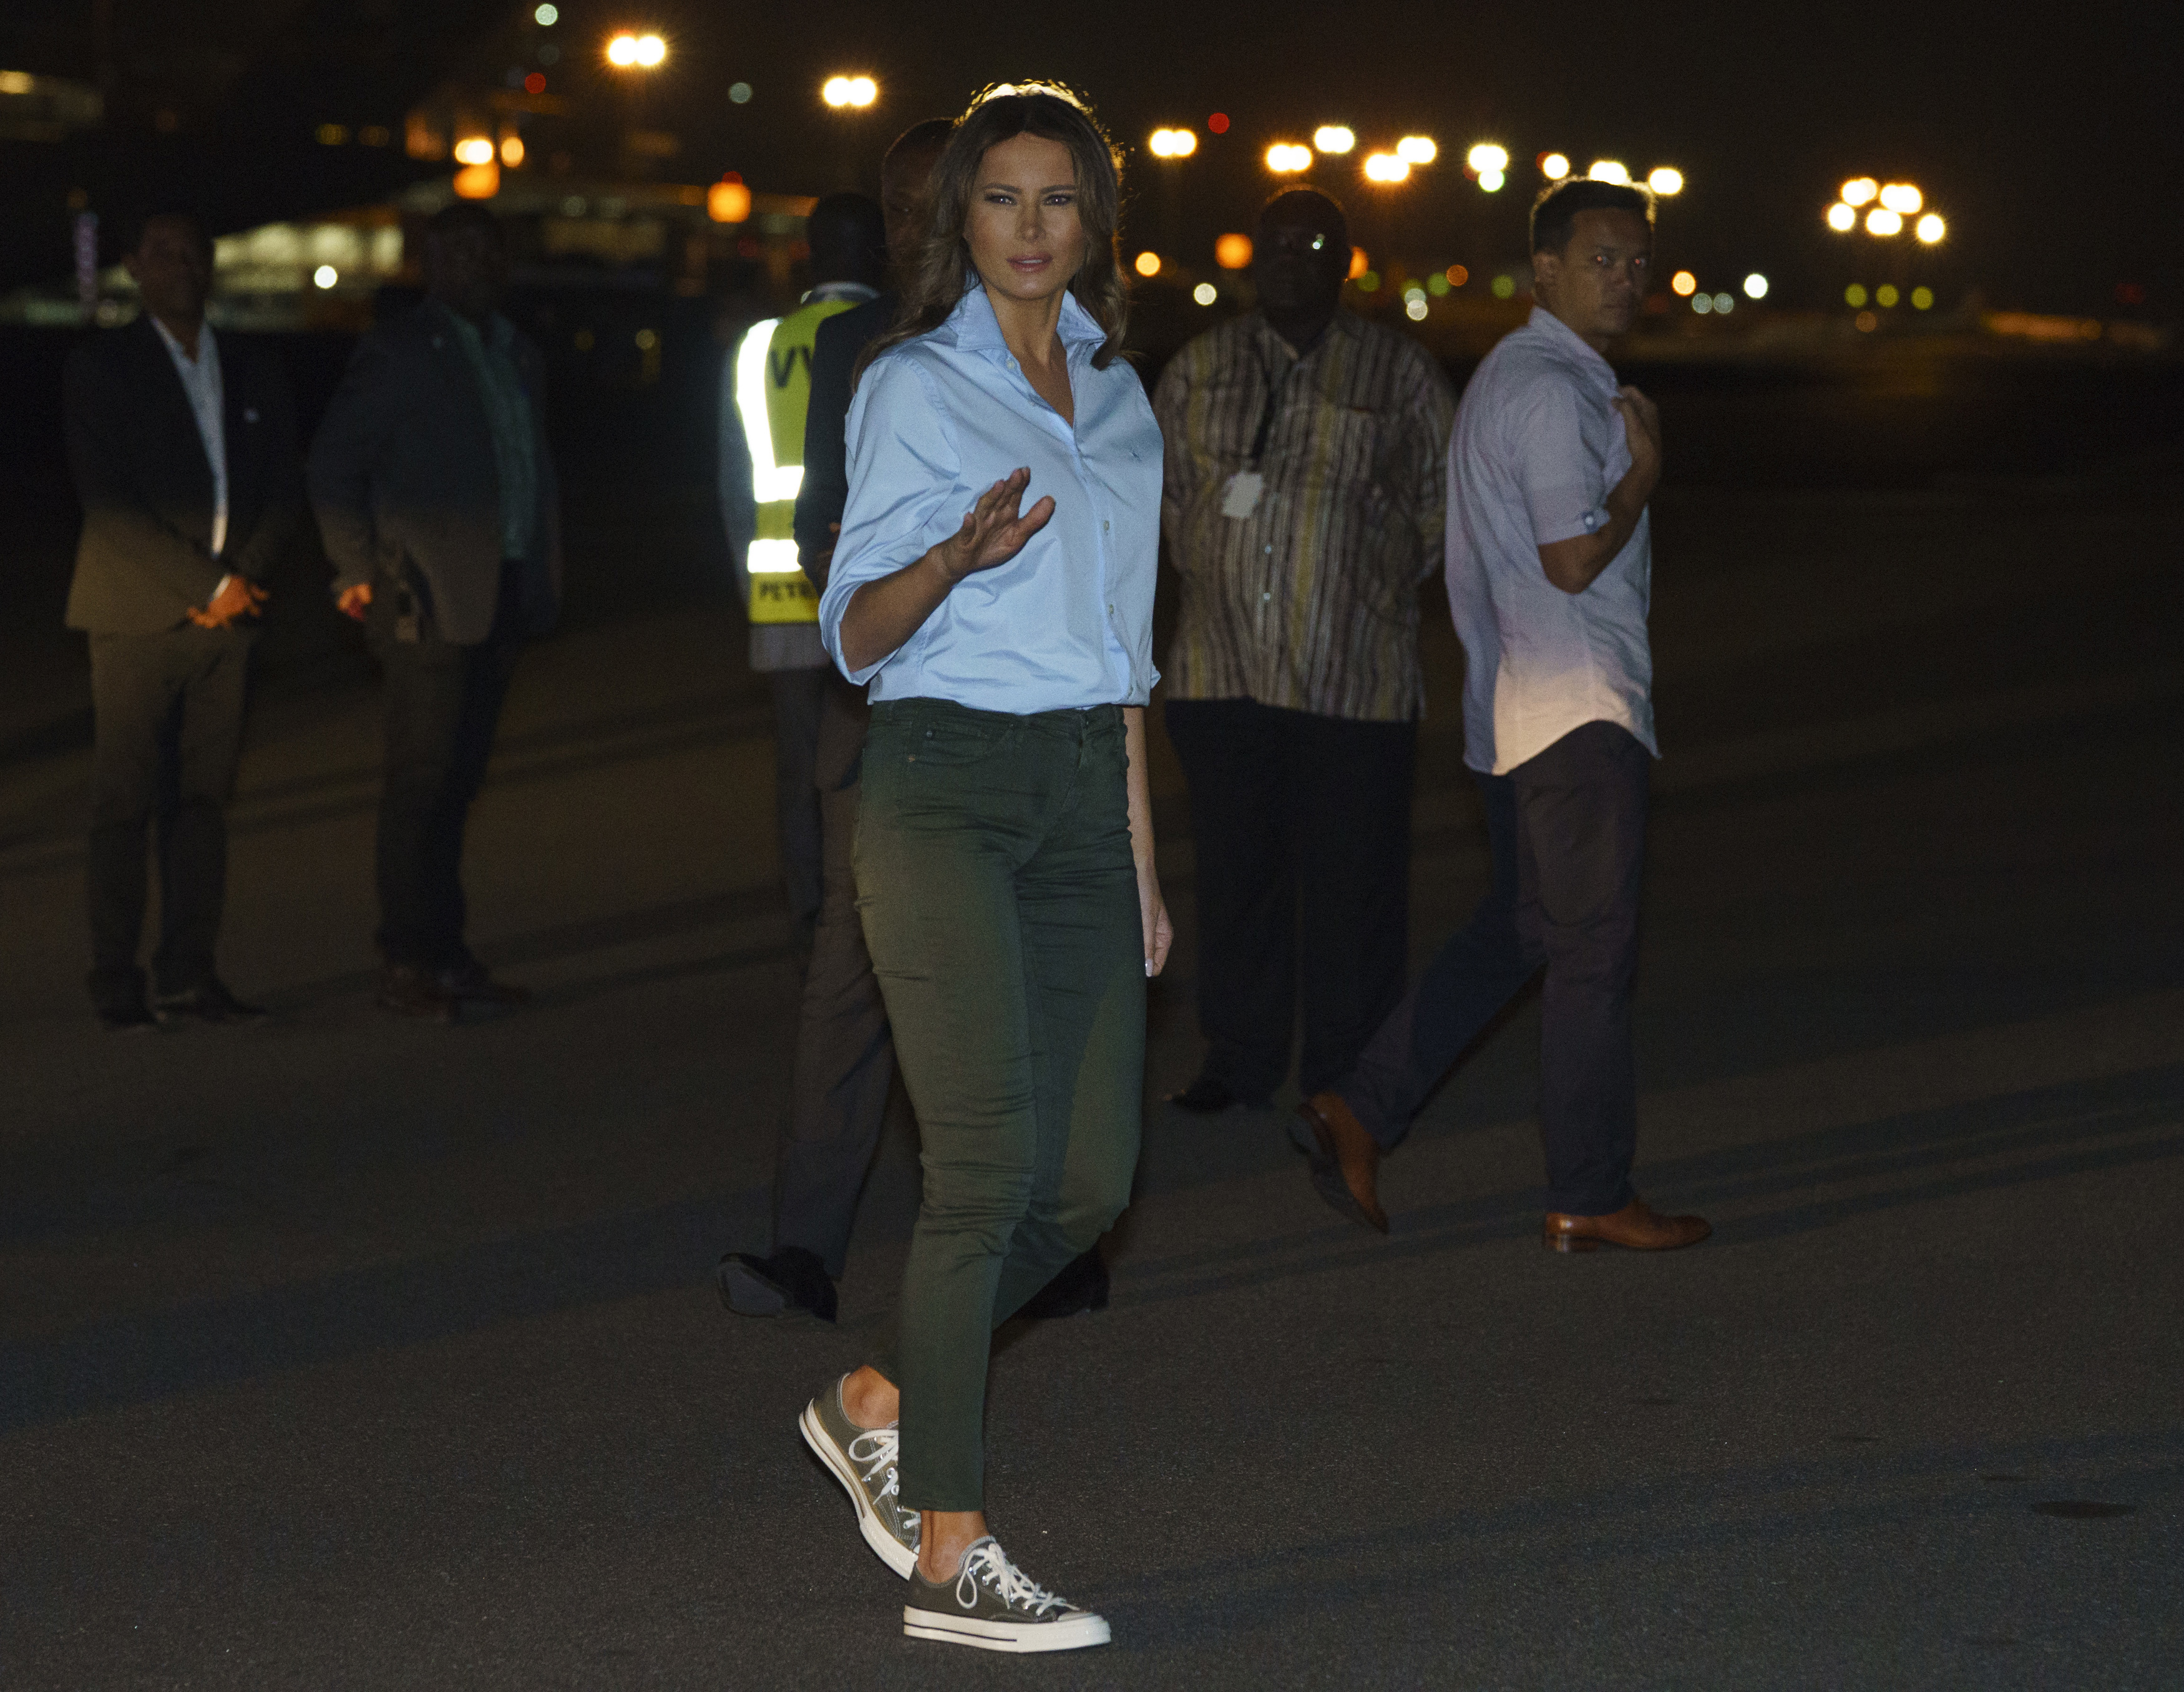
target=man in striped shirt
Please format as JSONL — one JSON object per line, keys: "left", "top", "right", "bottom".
{"left": 1155, "top": 188, "right": 1455, "bottom": 1114}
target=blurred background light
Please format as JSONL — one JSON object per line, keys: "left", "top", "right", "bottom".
{"left": 1670, "top": 270, "right": 1697, "bottom": 296}
{"left": 729, "top": 82, "right": 751, "bottom": 104}
{"left": 1214, "top": 232, "right": 1253, "bottom": 269}
{"left": 1397, "top": 136, "right": 1437, "bottom": 165}
{"left": 1912, "top": 286, "right": 1935, "bottom": 309}
{"left": 1207, "top": 113, "right": 1230, "bottom": 134}
{"left": 454, "top": 135, "right": 494, "bottom": 165}
{"left": 1355, "top": 270, "right": 1380, "bottom": 292}
{"left": 1348, "top": 246, "right": 1368, "bottom": 280}
{"left": 1878, "top": 183, "right": 1922, "bottom": 214}
{"left": 822, "top": 74, "right": 875, "bottom": 107}
{"left": 1866, "top": 207, "right": 1903, "bottom": 236}
{"left": 1540, "top": 152, "right": 1571, "bottom": 180}
{"left": 499, "top": 134, "right": 524, "bottom": 167}
{"left": 1826, "top": 202, "right": 1858, "bottom": 231}
{"left": 1647, "top": 167, "right": 1684, "bottom": 195}
{"left": 1149, "top": 127, "right": 1197, "bottom": 158}
{"left": 1466, "top": 142, "right": 1509, "bottom": 173}
{"left": 1876, "top": 284, "right": 1900, "bottom": 308}
{"left": 707, "top": 178, "right": 751, "bottom": 222}
{"left": 1915, "top": 213, "right": 1946, "bottom": 243}
{"left": 1841, "top": 178, "right": 1878, "bottom": 207}
{"left": 1845, "top": 283, "right": 1869, "bottom": 306}
{"left": 313, "top": 265, "right": 337, "bottom": 289}
{"left": 1312, "top": 125, "right": 1355, "bottom": 155}
{"left": 1426, "top": 271, "right": 1449, "bottom": 295}
{"left": 1363, "top": 153, "right": 1410, "bottom": 183}
{"left": 1133, "top": 251, "right": 1161, "bottom": 278}
{"left": 1405, "top": 297, "right": 1428, "bottom": 321}
{"left": 1478, "top": 168, "right": 1504, "bottom": 191}
{"left": 1588, "top": 160, "right": 1629, "bottom": 183}
{"left": 1192, "top": 282, "right": 1218, "bottom": 306}
{"left": 1445, "top": 263, "right": 1468, "bottom": 286}
{"left": 1693, "top": 293, "right": 1712, "bottom": 314}
{"left": 533, "top": 3, "right": 557, "bottom": 22}
{"left": 452, "top": 160, "right": 499, "bottom": 198}
{"left": 1490, "top": 273, "right": 1514, "bottom": 299}
{"left": 607, "top": 34, "right": 638, "bottom": 66}
{"left": 1713, "top": 292, "right": 1734, "bottom": 313}
{"left": 1265, "top": 142, "right": 1311, "bottom": 173}
{"left": 1743, "top": 272, "right": 1768, "bottom": 299}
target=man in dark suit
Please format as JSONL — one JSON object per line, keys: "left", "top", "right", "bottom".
{"left": 63, "top": 207, "right": 303, "bottom": 1030}
{"left": 308, "top": 203, "right": 560, "bottom": 1021}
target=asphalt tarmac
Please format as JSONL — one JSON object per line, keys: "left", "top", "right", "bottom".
{"left": 2, "top": 397, "right": 2181, "bottom": 1688}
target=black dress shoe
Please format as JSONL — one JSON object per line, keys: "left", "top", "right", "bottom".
{"left": 718, "top": 1246, "right": 838, "bottom": 1323}
{"left": 154, "top": 980, "right": 270, "bottom": 1025}
{"left": 96, "top": 999, "right": 160, "bottom": 1033}
{"left": 438, "top": 959, "right": 531, "bottom": 1011}
{"left": 1166, "top": 1075, "right": 1270, "bottom": 1114}
{"left": 378, "top": 963, "right": 456, "bottom": 1022}
{"left": 1018, "top": 1248, "right": 1110, "bottom": 1320}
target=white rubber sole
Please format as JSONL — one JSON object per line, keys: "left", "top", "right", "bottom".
{"left": 904, "top": 1609, "right": 1112, "bottom": 1653}
{"left": 798, "top": 1399, "right": 918, "bottom": 1579}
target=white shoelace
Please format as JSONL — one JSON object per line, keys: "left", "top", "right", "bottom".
{"left": 958, "top": 1540, "right": 1071, "bottom": 1617}
{"left": 846, "top": 1427, "right": 915, "bottom": 1534}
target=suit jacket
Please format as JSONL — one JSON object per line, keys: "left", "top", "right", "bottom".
{"left": 307, "top": 301, "right": 562, "bottom": 648}
{"left": 62, "top": 315, "right": 305, "bottom": 634}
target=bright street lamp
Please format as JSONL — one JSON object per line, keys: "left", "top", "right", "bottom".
{"left": 1588, "top": 160, "right": 1629, "bottom": 183}
{"left": 1866, "top": 207, "right": 1903, "bottom": 236}
{"left": 1743, "top": 273, "right": 1768, "bottom": 299}
{"left": 1878, "top": 182, "right": 1922, "bottom": 215}
{"left": 1647, "top": 166, "right": 1684, "bottom": 195}
{"left": 1362, "top": 153, "right": 1410, "bottom": 183}
{"left": 1265, "top": 142, "right": 1311, "bottom": 173}
{"left": 1312, "top": 125, "right": 1355, "bottom": 155}
{"left": 1915, "top": 213, "right": 1946, "bottom": 244}
{"left": 1826, "top": 202, "right": 1858, "bottom": 232}
{"left": 1396, "top": 135, "right": 1436, "bottom": 165}
{"left": 822, "top": 74, "right": 877, "bottom": 107}
{"left": 1539, "top": 152, "right": 1571, "bottom": 180}
{"left": 1149, "top": 127, "right": 1197, "bottom": 158}
{"left": 1465, "top": 142, "right": 1508, "bottom": 174}
{"left": 1841, "top": 178, "right": 1879, "bottom": 207}
{"left": 606, "top": 32, "right": 665, "bottom": 68}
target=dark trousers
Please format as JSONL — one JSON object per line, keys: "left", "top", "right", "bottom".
{"left": 771, "top": 681, "right": 896, "bottom": 1276}
{"left": 766, "top": 667, "right": 827, "bottom": 941}
{"left": 1165, "top": 697, "right": 1416, "bottom": 1099}
{"left": 1334, "top": 720, "right": 1650, "bottom": 1216}
{"left": 370, "top": 564, "right": 525, "bottom": 971}
{"left": 856, "top": 699, "right": 1143, "bottom": 1510}
{"left": 85, "top": 623, "right": 253, "bottom": 1009}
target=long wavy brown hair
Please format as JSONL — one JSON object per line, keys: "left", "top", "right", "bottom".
{"left": 856, "top": 82, "right": 1128, "bottom": 382}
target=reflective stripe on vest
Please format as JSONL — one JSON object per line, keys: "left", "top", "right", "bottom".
{"left": 734, "top": 297, "right": 857, "bottom": 625}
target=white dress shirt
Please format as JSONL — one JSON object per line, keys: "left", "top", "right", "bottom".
{"left": 1445, "top": 306, "right": 1657, "bottom": 775}
{"left": 820, "top": 286, "right": 1161, "bottom": 714}
{"left": 151, "top": 316, "right": 228, "bottom": 566}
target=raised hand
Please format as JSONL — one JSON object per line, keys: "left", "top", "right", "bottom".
{"left": 934, "top": 469, "right": 1055, "bottom": 584}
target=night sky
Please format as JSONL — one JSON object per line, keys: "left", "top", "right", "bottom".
{"left": 1, "top": 0, "right": 2173, "bottom": 313}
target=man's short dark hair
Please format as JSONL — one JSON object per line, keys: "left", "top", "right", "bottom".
{"left": 425, "top": 202, "right": 506, "bottom": 245}
{"left": 886, "top": 119, "right": 955, "bottom": 165}
{"left": 1530, "top": 178, "right": 1654, "bottom": 255}
{"left": 1259, "top": 185, "right": 1348, "bottom": 244}
{"left": 120, "top": 205, "right": 212, "bottom": 258}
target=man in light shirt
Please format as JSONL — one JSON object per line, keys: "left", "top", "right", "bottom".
{"left": 1295, "top": 177, "right": 1710, "bottom": 1253}
{"left": 62, "top": 207, "right": 302, "bottom": 1029}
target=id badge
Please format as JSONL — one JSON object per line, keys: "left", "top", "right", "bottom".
{"left": 1220, "top": 471, "right": 1265, "bottom": 520}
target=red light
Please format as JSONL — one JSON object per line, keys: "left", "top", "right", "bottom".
{"left": 524, "top": 72, "right": 546, "bottom": 94}
{"left": 721, "top": 170, "right": 742, "bottom": 183}
{"left": 1207, "top": 112, "right": 1230, "bottom": 134}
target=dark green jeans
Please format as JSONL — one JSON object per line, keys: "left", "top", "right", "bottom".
{"left": 856, "top": 698, "right": 1144, "bottom": 1512}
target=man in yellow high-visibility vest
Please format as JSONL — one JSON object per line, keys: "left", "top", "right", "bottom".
{"left": 718, "top": 193, "right": 887, "bottom": 941}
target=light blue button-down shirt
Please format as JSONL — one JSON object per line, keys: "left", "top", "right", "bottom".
{"left": 819, "top": 286, "right": 1162, "bottom": 712}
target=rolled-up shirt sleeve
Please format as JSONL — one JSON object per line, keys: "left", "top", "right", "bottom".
{"left": 1511, "top": 377, "right": 1610, "bottom": 547}
{"left": 817, "top": 356, "right": 962, "bottom": 685}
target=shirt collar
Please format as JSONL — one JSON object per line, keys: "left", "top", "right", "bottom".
{"left": 1252, "top": 306, "right": 1357, "bottom": 364}
{"left": 806, "top": 281, "right": 879, "bottom": 305}
{"left": 150, "top": 315, "right": 215, "bottom": 367}
{"left": 433, "top": 298, "right": 514, "bottom": 352}
{"left": 943, "top": 283, "right": 1108, "bottom": 357}
{"left": 1525, "top": 305, "right": 1616, "bottom": 382}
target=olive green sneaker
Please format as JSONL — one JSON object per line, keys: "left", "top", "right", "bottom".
{"left": 903, "top": 1537, "right": 1110, "bottom": 1653}
{"left": 799, "top": 1376, "right": 919, "bottom": 1578}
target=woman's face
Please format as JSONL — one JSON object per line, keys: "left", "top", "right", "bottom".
{"left": 962, "top": 132, "right": 1088, "bottom": 306}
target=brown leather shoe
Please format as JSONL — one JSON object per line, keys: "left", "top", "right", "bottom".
{"left": 1543, "top": 1195, "right": 1711, "bottom": 1253}
{"left": 1297, "top": 1091, "right": 1388, "bottom": 1235}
